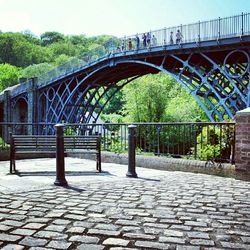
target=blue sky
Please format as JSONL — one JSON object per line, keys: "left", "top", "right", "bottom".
{"left": 0, "top": 0, "right": 249, "bottom": 37}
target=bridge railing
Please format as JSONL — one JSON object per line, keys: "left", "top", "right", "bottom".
{"left": 0, "top": 122, "right": 235, "bottom": 164}
{"left": 28, "top": 12, "right": 249, "bottom": 88}
{"left": 122, "top": 12, "right": 250, "bottom": 50}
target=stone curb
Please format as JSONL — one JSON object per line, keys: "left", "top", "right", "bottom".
{"left": 68, "top": 151, "right": 234, "bottom": 171}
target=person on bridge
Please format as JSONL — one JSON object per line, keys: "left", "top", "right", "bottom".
{"left": 136, "top": 34, "right": 140, "bottom": 50}
{"left": 170, "top": 31, "right": 174, "bottom": 45}
{"left": 176, "top": 30, "right": 183, "bottom": 44}
{"left": 128, "top": 38, "right": 132, "bottom": 50}
{"left": 121, "top": 40, "right": 125, "bottom": 51}
{"left": 152, "top": 35, "right": 157, "bottom": 46}
{"left": 142, "top": 33, "right": 147, "bottom": 48}
{"left": 146, "top": 32, "right": 151, "bottom": 47}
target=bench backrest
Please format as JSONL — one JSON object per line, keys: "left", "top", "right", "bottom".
{"left": 64, "top": 136, "right": 100, "bottom": 150}
{"left": 11, "top": 135, "right": 100, "bottom": 152}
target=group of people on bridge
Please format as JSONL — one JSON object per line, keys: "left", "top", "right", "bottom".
{"left": 116, "top": 30, "right": 183, "bottom": 53}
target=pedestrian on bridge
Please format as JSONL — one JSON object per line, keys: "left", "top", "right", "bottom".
{"left": 142, "top": 33, "right": 147, "bottom": 48}
{"left": 146, "top": 32, "right": 151, "bottom": 47}
{"left": 152, "top": 35, "right": 157, "bottom": 46}
{"left": 176, "top": 29, "right": 183, "bottom": 44}
{"left": 170, "top": 31, "right": 174, "bottom": 45}
{"left": 128, "top": 38, "right": 132, "bottom": 50}
{"left": 136, "top": 34, "right": 140, "bottom": 50}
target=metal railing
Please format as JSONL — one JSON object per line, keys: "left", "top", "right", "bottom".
{"left": 123, "top": 12, "right": 250, "bottom": 50}
{"left": 9, "top": 12, "right": 249, "bottom": 90}
{"left": 0, "top": 122, "right": 235, "bottom": 163}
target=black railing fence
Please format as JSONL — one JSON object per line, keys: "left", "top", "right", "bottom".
{"left": 0, "top": 122, "right": 235, "bottom": 163}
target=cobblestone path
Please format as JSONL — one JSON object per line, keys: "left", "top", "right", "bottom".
{"left": 0, "top": 159, "right": 249, "bottom": 249}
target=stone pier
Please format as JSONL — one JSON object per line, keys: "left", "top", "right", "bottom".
{"left": 235, "top": 107, "right": 250, "bottom": 172}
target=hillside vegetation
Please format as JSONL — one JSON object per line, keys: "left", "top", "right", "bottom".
{"left": 0, "top": 31, "right": 207, "bottom": 122}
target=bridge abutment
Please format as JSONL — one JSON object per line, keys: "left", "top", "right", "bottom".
{"left": 235, "top": 108, "right": 250, "bottom": 172}
{"left": 3, "top": 90, "right": 11, "bottom": 141}
{"left": 27, "top": 77, "right": 38, "bottom": 134}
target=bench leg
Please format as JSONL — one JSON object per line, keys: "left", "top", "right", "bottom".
{"left": 10, "top": 159, "right": 16, "bottom": 174}
{"left": 96, "top": 153, "right": 101, "bottom": 173}
{"left": 9, "top": 159, "right": 12, "bottom": 174}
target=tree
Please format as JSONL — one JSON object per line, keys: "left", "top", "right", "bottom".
{"left": 48, "top": 41, "right": 77, "bottom": 58}
{"left": 21, "top": 30, "right": 41, "bottom": 45}
{"left": 40, "top": 31, "right": 64, "bottom": 46}
{"left": 21, "top": 63, "right": 54, "bottom": 79}
{"left": 0, "top": 33, "right": 48, "bottom": 67}
{"left": 122, "top": 73, "right": 207, "bottom": 122}
{"left": 102, "top": 89, "right": 125, "bottom": 115}
{"left": 0, "top": 64, "right": 20, "bottom": 92}
{"left": 68, "top": 34, "right": 89, "bottom": 47}
{"left": 53, "top": 54, "right": 72, "bottom": 66}
{"left": 87, "top": 43, "right": 106, "bottom": 58}
{"left": 165, "top": 88, "right": 207, "bottom": 122}
{"left": 123, "top": 74, "right": 169, "bottom": 122}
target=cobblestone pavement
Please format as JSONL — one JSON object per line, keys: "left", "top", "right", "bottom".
{"left": 0, "top": 158, "right": 249, "bottom": 250}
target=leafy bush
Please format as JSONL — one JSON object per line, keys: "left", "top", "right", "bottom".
{"left": 195, "top": 125, "right": 233, "bottom": 162}
{"left": 102, "top": 134, "right": 127, "bottom": 154}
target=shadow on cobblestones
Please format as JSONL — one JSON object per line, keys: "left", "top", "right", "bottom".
{"left": 138, "top": 177, "right": 161, "bottom": 182}
{"left": 62, "top": 185, "right": 86, "bottom": 192}
{"left": 15, "top": 170, "right": 113, "bottom": 177}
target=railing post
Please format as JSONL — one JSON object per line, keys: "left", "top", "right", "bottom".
{"left": 194, "top": 124, "right": 197, "bottom": 160}
{"left": 241, "top": 12, "right": 244, "bottom": 36}
{"left": 123, "top": 36, "right": 126, "bottom": 51}
{"left": 156, "top": 125, "right": 161, "bottom": 156}
{"left": 198, "top": 21, "right": 201, "bottom": 43}
{"left": 164, "top": 27, "right": 166, "bottom": 45}
{"left": 126, "top": 124, "right": 138, "bottom": 178}
{"left": 54, "top": 123, "right": 68, "bottom": 186}
{"left": 218, "top": 17, "right": 221, "bottom": 40}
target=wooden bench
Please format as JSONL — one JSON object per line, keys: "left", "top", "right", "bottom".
{"left": 10, "top": 135, "right": 101, "bottom": 174}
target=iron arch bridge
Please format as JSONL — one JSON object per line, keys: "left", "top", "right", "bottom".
{"left": 0, "top": 12, "right": 250, "bottom": 125}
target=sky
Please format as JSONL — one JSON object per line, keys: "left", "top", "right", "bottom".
{"left": 0, "top": 0, "right": 249, "bottom": 38}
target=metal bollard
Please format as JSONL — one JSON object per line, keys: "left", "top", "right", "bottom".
{"left": 126, "top": 124, "right": 138, "bottom": 178}
{"left": 54, "top": 123, "right": 68, "bottom": 186}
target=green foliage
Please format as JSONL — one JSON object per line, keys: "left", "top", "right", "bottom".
{"left": 48, "top": 41, "right": 77, "bottom": 58}
{"left": 122, "top": 73, "right": 207, "bottom": 122}
{"left": 195, "top": 126, "right": 233, "bottom": 161}
{"left": 53, "top": 54, "right": 72, "bottom": 66}
{"left": 40, "top": 31, "right": 65, "bottom": 45}
{"left": 103, "top": 134, "right": 126, "bottom": 154}
{"left": 68, "top": 34, "right": 89, "bottom": 46}
{"left": 0, "top": 33, "right": 48, "bottom": 67}
{"left": 100, "top": 113, "right": 124, "bottom": 123}
{"left": 0, "top": 137, "right": 8, "bottom": 149}
{"left": 123, "top": 74, "right": 168, "bottom": 122}
{"left": 88, "top": 43, "right": 106, "bottom": 59}
{"left": 102, "top": 89, "right": 125, "bottom": 115}
{"left": 21, "top": 30, "right": 41, "bottom": 45}
{"left": 165, "top": 85, "right": 207, "bottom": 122}
{"left": 0, "top": 64, "right": 21, "bottom": 91}
{"left": 21, "top": 63, "right": 54, "bottom": 78}
{"left": 89, "top": 35, "right": 117, "bottom": 50}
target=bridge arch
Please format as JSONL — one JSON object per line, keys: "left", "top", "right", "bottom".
{"left": 37, "top": 47, "right": 249, "bottom": 124}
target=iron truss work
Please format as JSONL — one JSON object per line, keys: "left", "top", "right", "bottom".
{"left": 35, "top": 44, "right": 249, "bottom": 124}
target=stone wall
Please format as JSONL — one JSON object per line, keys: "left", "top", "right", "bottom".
{"left": 235, "top": 107, "right": 250, "bottom": 171}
